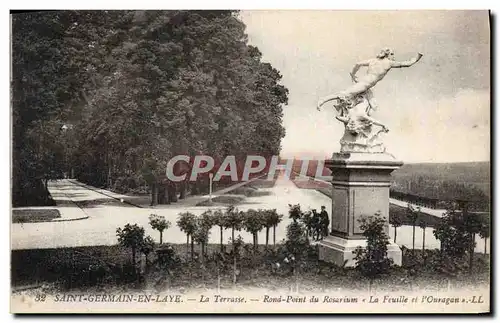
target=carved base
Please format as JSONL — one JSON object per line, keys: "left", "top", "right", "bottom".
{"left": 340, "top": 128, "right": 387, "bottom": 153}
{"left": 318, "top": 235, "right": 402, "bottom": 267}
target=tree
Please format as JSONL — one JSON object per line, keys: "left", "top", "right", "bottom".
{"left": 389, "top": 213, "right": 403, "bottom": 244}
{"left": 193, "top": 210, "right": 214, "bottom": 262}
{"left": 418, "top": 220, "right": 427, "bottom": 259}
{"left": 288, "top": 204, "right": 302, "bottom": 222}
{"left": 267, "top": 209, "right": 284, "bottom": 246}
{"left": 407, "top": 204, "right": 419, "bottom": 250}
{"left": 285, "top": 218, "right": 308, "bottom": 258}
{"left": 12, "top": 11, "right": 128, "bottom": 205}
{"left": 116, "top": 223, "right": 145, "bottom": 269}
{"left": 353, "top": 213, "right": 393, "bottom": 291}
{"left": 283, "top": 206, "right": 309, "bottom": 292}
{"left": 262, "top": 209, "right": 277, "bottom": 247}
{"left": 12, "top": 10, "right": 290, "bottom": 208}
{"left": 212, "top": 209, "right": 227, "bottom": 252}
{"left": 433, "top": 203, "right": 480, "bottom": 271}
{"left": 140, "top": 235, "right": 156, "bottom": 265}
{"left": 224, "top": 205, "right": 244, "bottom": 250}
{"left": 479, "top": 216, "right": 490, "bottom": 255}
{"left": 148, "top": 214, "right": 171, "bottom": 244}
{"left": 461, "top": 205, "right": 483, "bottom": 272}
{"left": 243, "top": 209, "right": 265, "bottom": 250}
{"left": 177, "top": 212, "right": 198, "bottom": 260}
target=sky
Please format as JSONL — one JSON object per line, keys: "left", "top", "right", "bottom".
{"left": 239, "top": 10, "right": 490, "bottom": 163}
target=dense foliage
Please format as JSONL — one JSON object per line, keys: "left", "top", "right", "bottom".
{"left": 12, "top": 10, "right": 288, "bottom": 206}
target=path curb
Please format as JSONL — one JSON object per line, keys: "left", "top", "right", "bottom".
{"left": 67, "top": 179, "right": 143, "bottom": 208}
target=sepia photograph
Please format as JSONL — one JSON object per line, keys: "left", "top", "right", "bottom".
{"left": 9, "top": 8, "right": 491, "bottom": 314}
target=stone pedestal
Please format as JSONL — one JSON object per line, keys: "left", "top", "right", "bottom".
{"left": 318, "top": 152, "right": 403, "bottom": 267}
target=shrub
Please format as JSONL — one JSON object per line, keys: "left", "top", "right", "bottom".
{"left": 155, "top": 244, "right": 180, "bottom": 271}
{"left": 288, "top": 204, "right": 302, "bottom": 222}
{"left": 140, "top": 236, "right": 156, "bottom": 264}
{"left": 353, "top": 213, "right": 393, "bottom": 283}
{"left": 116, "top": 224, "right": 145, "bottom": 268}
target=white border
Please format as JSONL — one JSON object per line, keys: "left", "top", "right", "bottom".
{"left": 2, "top": 3, "right": 497, "bottom": 322}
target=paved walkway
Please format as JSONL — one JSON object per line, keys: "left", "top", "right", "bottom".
{"left": 389, "top": 198, "right": 446, "bottom": 218}
{"left": 10, "top": 174, "right": 329, "bottom": 250}
{"left": 67, "top": 174, "right": 268, "bottom": 209}
{"left": 12, "top": 180, "right": 89, "bottom": 222}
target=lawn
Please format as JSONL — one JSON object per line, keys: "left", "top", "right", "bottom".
{"left": 12, "top": 209, "right": 61, "bottom": 223}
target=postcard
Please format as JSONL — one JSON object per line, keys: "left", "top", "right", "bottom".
{"left": 10, "top": 9, "right": 490, "bottom": 314}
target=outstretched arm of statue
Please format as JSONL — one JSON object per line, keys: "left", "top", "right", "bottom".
{"left": 391, "top": 53, "right": 423, "bottom": 68}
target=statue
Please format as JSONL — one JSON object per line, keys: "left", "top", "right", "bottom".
{"left": 336, "top": 93, "right": 389, "bottom": 153}
{"left": 317, "top": 48, "right": 423, "bottom": 153}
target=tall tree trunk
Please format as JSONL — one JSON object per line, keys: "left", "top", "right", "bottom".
{"left": 393, "top": 226, "right": 397, "bottom": 243}
{"left": 484, "top": 237, "right": 487, "bottom": 255}
{"left": 266, "top": 227, "right": 269, "bottom": 247}
{"left": 233, "top": 251, "right": 237, "bottom": 286}
{"left": 179, "top": 181, "right": 186, "bottom": 199}
{"left": 186, "top": 234, "right": 189, "bottom": 257}
{"left": 168, "top": 183, "right": 177, "bottom": 203}
{"left": 160, "top": 231, "right": 163, "bottom": 245}
{"left": 412, "top": 225, "right": 416, "bottom": 250}
{"left": 422, "top": 227, "right": 426, "bottom": 253}
{"left": 107, "top": 164, "right": 112, "bottom": 188}
{"left": 220, "top": 226, "right": 224, "bottom": 252}
{"left": 159, "top": 183, "right": 169, "bottom": 205}
{"left": 232, "top": 227, "right": 235, "bottom": 250}
{"left": 151, "top": 182, "right": 158, "bottom": 206}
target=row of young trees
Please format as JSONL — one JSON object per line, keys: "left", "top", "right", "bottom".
{"left": 390, "top": 204, "right": 490, "bottom": 257}
{"left": 12, "top": 10, "right": 289, "bottom": 206}
{"left": 116, "top": 202, "right": 490, "bottom": 289}
{"left": 116, "top": 204, "right": 322, "bottom": 289}
{"left": 116, "top": 206, "right": 284, "bottom": 267}
{"left": 176, "top": 207, "right": 284, "bottom": 258}
{"left": 349, "top": 207, "right": 490, "bottom": 291}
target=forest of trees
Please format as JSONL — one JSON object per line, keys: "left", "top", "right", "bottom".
{"left": 12, "top": 10, "right": 289, "bottom": 207}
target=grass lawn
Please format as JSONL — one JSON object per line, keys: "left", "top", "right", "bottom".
{"left": 196, "top": 195, "right": 245, "bottom": 206}
{"left": 12, "top": 209, "right": 61, "bottom": 223}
